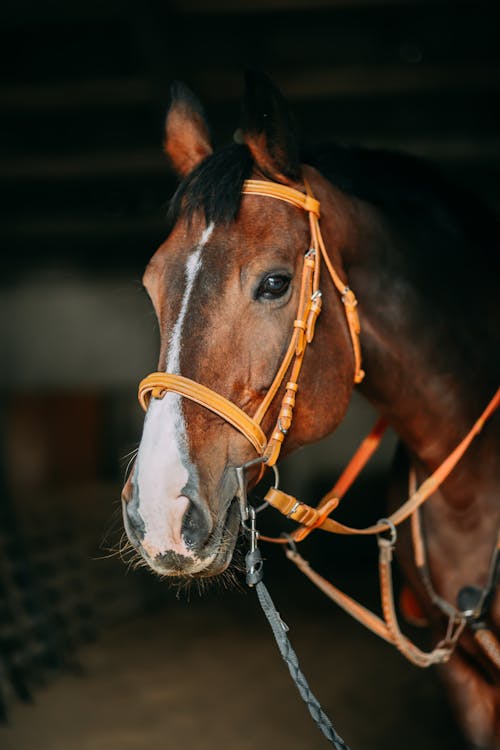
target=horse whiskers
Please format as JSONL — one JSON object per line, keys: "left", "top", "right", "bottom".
{"left": 121, "top": 445, "right": 140, "bottom": 462}
{"left": 130, "top": 556, "right": 149, "bottom": 573}
{"left": 95, "top": 531, "right": 136, "bottom": 563}
{"left": 123, "top": 448, "right": 139, "bottom": 483}
{"left": 163, "top": 539, "right": 247, "bottom": 598}
{"left": 94, "top": 547, "right": 126, "bottom": 561}
{"left": 118, "top": 543, "right": 146, "bottom": 574}
{"left": 99, "top": 503, "right": 126, "bottom": 551}
{"left": 119, "top": 541, "right": 141, "bottom": 567}
{"left": 157, "top": 569, "right": 216, "bottom": 598}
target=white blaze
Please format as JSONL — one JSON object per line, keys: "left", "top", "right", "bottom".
{"left": 135, "top": 223, "right": 214, "bottom": 558}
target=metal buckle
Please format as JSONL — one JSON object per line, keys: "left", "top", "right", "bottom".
{"left": 376, "top": 517, "right": 397, "bottom": 547}
{"left": 341, "top": 285, "right": 350, "bottom": 301}
{"left": 277, "top": 418, "right": 288, "bottom": 436}
{"left": 280, "top": 532, "right": 298, "bottom": 556}
{"left": 286, "top": 501, "right": 302, "bottom": 519}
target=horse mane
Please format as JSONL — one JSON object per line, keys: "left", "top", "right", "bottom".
{"left": 304, "top": 142, "right": 499, "bottom": 261}
{"left": 167, "top": 140, "right": 499, "bottom": 266}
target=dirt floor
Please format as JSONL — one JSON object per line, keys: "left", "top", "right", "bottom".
{"left": 2, "top": 563, "right": 465, "bottom": 750}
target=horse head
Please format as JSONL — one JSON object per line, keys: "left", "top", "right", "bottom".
{"left": 122, "top": 73, "right": 357, "bottom": 578}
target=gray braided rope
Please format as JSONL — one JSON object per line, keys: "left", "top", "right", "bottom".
{"left": 255, "top": 579, "right": 351, "bottom": 750}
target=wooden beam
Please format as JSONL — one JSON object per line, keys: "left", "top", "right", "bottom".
{"left": 3, "top": 136, "right": 500, "bottom": 182}
{"left": 3, "top": 0, "right": 476, "bottom": 24}
{"left": 5, "top": 185, "right": 500, "bottom": 246}
{"left": 4, "top": 214, "right": 167, "bottom": 242}
{"left": 0, "top": 77, "right": 155, "bottom": 112}
{"left": 2, "top": 60, "right": 499, "bottom": 116}
{"left": 197, "top": 63, "right": 500, "bottom": 101}
{"left": 167, "top": 0, "right": 483, "bottom": 12}
{"left": 0, "top": 150, "right": 167, "bottom": 181}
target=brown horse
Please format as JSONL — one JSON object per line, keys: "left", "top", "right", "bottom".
{"left": 122, "top": 73, "right": 500, "bottom": 747}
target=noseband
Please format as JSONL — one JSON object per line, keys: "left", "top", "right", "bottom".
{"left": 138, "top": 178, "right": 364, "bottom": 467}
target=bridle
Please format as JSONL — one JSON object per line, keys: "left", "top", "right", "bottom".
{"left": 137, "top": 177, "right": 500, "bottom": 668}
{"left": 138, "top": 178, "right": 364, "bottom": 469}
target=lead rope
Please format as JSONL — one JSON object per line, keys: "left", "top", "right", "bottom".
{"left": 245, "top": 508, "right": 351, "bottom": 750}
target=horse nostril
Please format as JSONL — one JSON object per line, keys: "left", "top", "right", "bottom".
{"left": 181, "top": 500, "right": 212, "bottom": 551}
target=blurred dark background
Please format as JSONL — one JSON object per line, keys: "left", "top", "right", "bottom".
{"left": 0, "top": 1, "right": 499, "bottom": 748}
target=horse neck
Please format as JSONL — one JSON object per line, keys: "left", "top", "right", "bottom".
{"left": 321, "top": 185, "right": 497, "bottom": 504}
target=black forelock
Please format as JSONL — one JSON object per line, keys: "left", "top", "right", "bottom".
{"left": 167, "top": 143, "right": 254, "bottom": 230}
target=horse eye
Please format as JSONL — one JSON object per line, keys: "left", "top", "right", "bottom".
{"left": 256, "top": 273, "right": 291, "bottom": 300}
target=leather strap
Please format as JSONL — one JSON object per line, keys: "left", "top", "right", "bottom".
{"left": 267, "top": 390, "right": 498, "bottom": 669}
{"left": 292, "top": 417, "right": 388, "bottom": 543}
{"left": 244, "top": 178, "right": 364, "bottom": 464}
{"left": 287, "top": 548, "right": 462, "bottom": 666}
{"left": 138, "top": 372, "right": 267, "bottom": 455}
{"left": 265, "top": 488, "right": 339, "bottom": 527}
{"left": 243, "top": 178, "right": 364, "bottom": 386}
{"left": 242, "top": 179, "right": 320, "bottom": 217}
{"left": 287, "top": 549, "right": 394, "bottom": 643}
{"left": 475, "top": 628, "right": 500, "bottom": 669}
{"left": 263, "top": 387, "right": 500, "bottom": 540}
{"left": 306, "top": 196, "right": 364, "bottom": 384}
{"left": 377, "top": 537, "right": 462, "bottom": 666}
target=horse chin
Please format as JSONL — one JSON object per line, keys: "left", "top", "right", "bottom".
{"left": 189, "top": 498, "right": 241, "bottom": 579}
{"left": 138, "top": 498, "right": 240, "bottom": 580}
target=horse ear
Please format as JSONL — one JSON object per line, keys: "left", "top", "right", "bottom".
{"left": 240, "top": 70, "right": 301, "bottom": 183}
{"left": 164, "top": 81, "right": 213, "bottom": 177}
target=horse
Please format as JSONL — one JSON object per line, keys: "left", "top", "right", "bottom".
{"left": 121, "top": 72, "right": 500, "bottom": 748}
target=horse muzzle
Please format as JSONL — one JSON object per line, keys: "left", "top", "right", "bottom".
{"left": 121, "top": 464, "right": 242, "bottom": 577}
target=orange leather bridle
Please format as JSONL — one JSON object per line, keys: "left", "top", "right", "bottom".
{"left": 138, "top": 179, "right": 364, "bottom": 469}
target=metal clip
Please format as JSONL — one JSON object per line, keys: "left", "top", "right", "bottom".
{"left": 237, "top": 459, "right": 280, "bottom": 531}
{"left": 245, "top": 506, "right": 264, "bottom": 587}
{"left": 236, "top": 455, "right": 266, "bottom": 522}
{"left": 248, "top": 506, "right": 258, "bottom": 553}
{"left": 235, "top": 465, "right": 249, "bottom": 522}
